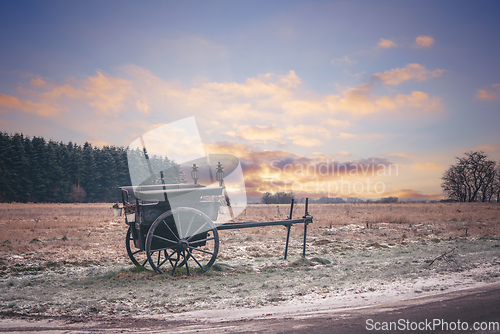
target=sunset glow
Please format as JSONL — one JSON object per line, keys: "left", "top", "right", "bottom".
{"left": 1, "top": 1, "right": 499, "bottom": 201}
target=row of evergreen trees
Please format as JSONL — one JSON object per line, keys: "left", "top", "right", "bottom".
{"left": 0, "top": 132, "right": 183, "bottom": 203}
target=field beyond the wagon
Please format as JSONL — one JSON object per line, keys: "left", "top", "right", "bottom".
{"left": 1, "top": 202, "right": 500, "bottom": 319}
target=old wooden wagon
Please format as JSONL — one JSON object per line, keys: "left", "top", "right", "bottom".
{"left": 118, "top": 173, "right": 313, "bottom": 275}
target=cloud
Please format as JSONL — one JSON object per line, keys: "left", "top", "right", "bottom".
{"left": 281, "top": 99, "right": 325, "bottom": 116}
{"left": 201, "top": 70, "right": 301, "bottom": 99}
{"left": 30, "top": 77, "right": 46, "bottom": 87}
{"left": 378, "top": 38, "right": 396, "bottom": 48}
{"left": 391, "top": 189, "right": 442, "bottom": 200}
{"left": 412, "top": 162, "right": 442, "bottom": 170}
{"left": 327, "top": 84, "right": 442, "bottom": 115}
{"left": 225, "top": 124, "right": 329, "bottom": 147}
{"left": 52, "top": 68, "right": 443, "bottom": 119}
{"left": 236, "top": 125, "right": 285, "bottom": 142}
{"left": 331, "top": 56, "right": 357, "bottom": 66}
{"left": 325, "top": 119, "right": 351, "bottom": 128}
{"left": 415, "top": 35, "right": 435, "bottom": 48}
{"left": 337, "top": 132, "right": 357, "bottom": 140}
{"left": 337, "top": 132, "right": 386, "bottom": 140}
{"left": 388, "top": 152, "right": 408, "bottom": 158}
{"left": 0, "top": 71, "right": 135, "bottom": 117}
{"left": 84, "top": 72, "right": 133, "bottom": 115}
{"left": 473, "top": 144, "right": 500, "bottom": 157}
{"left": 476, "top": 83, "right": 500, "bottom": 100}
{"left": 393, "top": 91, "right": 443, "bottom": 111}
{"left": 122, "top": 67, "right": 442, "bottom": 132}
{"left": 286, "top": 124, "right": 330, "bottom": 138}
{"left": 476, "top": 89, "right": 496, "bottom": 100}
{"left": 372, "top": 63, "right": 445, "bottom": 86}
{"left": 0, "top": 93, "right": 61, "bottom": 116}
{"left": 205, "top": 142, "right": 399, "bottom": 198}
{"left": 474, "top": 144, "right": 499, "bottom": 151}
{"left": 0, "top": 67, "right": 444, "bottom": 148}
{"left": 287, "top": 135, "right": 323, "bottom": 147}
{"left": 136, "top": 100, "right": 150, "bottom": 114}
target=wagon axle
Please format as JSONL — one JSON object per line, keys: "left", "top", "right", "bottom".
{"left": 178, "top": 239, "right": 189, "bottom": 251}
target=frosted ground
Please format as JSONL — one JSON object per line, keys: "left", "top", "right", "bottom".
{"left": 0, "top": 202, "right": 499, "bottom": 319}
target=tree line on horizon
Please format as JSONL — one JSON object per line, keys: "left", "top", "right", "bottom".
{"left": 2, "top": 133, "right": 499, "bottom": 204}
{"left": 0, "top": 133, "right": 184, "bottom": 203}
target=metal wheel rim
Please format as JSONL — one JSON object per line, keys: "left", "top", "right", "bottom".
{"left": 126, "top": 226, "right": 151, "bottom": 269}
{"left": 145, "top": 207, "right": 219, "bottom": 275}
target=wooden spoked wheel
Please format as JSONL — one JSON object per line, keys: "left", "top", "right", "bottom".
{"left": 125, "top": 226, "right": 151, "bottom": 270}
{"left": 145, "top": 207, "right": 219, "bottom": 275}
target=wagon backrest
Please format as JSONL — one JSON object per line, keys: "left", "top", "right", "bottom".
{"left": 125, "top": 184, "right": 223, "bottom": 222}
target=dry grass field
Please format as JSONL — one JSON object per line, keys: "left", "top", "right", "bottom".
{"left": 1, "top": 202, "right": 499, "bottom": 268}
{"left": 0, "top": 202, "right": 499, "bottom": 318}
{"left": 0, "top": 202, "right": 499, "bottom": 271}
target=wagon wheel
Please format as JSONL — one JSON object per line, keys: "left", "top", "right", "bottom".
{"left": 125, "top": 226, "right": 151, "bottom": 269}
{"left": 145, "top": 207, "right": 219, "bottom": 275}
{"left": 127, "top": 226, "right": 187, "bottom": 270}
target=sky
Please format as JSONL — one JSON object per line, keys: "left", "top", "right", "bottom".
{"left": 1, "top": 1, "right": 500, "bottom": 200}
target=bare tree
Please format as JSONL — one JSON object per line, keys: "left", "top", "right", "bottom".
{"left": 441, "top": 151, "right": 497, "bottom": 202}
{"left": 261, "top": 191, "right": 294, "bottom": 204}
{"left": 441, "top": 161, "right": 468, "bottom": 202}
{"left": 261, "top": 192, "right": 271, "bottom": 204}
{"left": 496, "top": 164, "right": 500, "bottom": 202}
{"left": 480, "top": 161, "right": 497, "bottom": 202}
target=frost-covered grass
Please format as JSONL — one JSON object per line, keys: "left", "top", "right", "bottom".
{"left": 0, "top": 202, "right": 499, "bottom": 317}
{"left": 1, "top": 238, "right": 500, "bottom": 317}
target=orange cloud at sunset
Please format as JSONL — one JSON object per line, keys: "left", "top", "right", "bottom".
{"left": 230, "top": 125, "right": 285, "bottom": 143}
{"left": 1, "top": 1, "right": 500, "bottom": 205}
{"left": 378, "top": 38, "right": 396, "bottom": 48}
{"left": 388, "top": 152, "right": 409, "bottom": 158}
{"left": 0, "top": 72, "right": 134, "bottom": 117}
{"left": 288, "top": 135, "right": 323, "bottom": 147}
{"left": 0, "top": 67, "right": 444, "bottom": 136}
{"left": 331, "top": 84, "right": 442, "bottom": 115}
{"left": 205, "top": 142, "right": 402, "bottom": 199}
{"left": 412, "top": 162, "right": 442, "bottom": 170}
{"left": 0, "top": 93, "right": 60, "bottom": 116}
{"left": 372, "top": 63, "right": 445, "bottom": 86}
{"left": 476, "top": 83, "right": 500, "bottom": 100}
{"left": 30, "top": 77, "right": 46, "bottom": 87}
{"left": 476, "top": 89, "right": 495, "bottom": 100}
{"left": 122, "top": 67, "right": 443, "bottom": 121}
{"left": 337, "top": 132, "right": 386, "bottom": 140}
{"left": 415, "top": 35, "right": 435, "bottom": 48}
{"left": 201, "top": 70, "right": 301, "bottom": 98}
{"left": 85, "top": 72, "right": 133, "bottom": 116}
{"left": 325, "top": 119, "right": 351, "bottom": 128}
